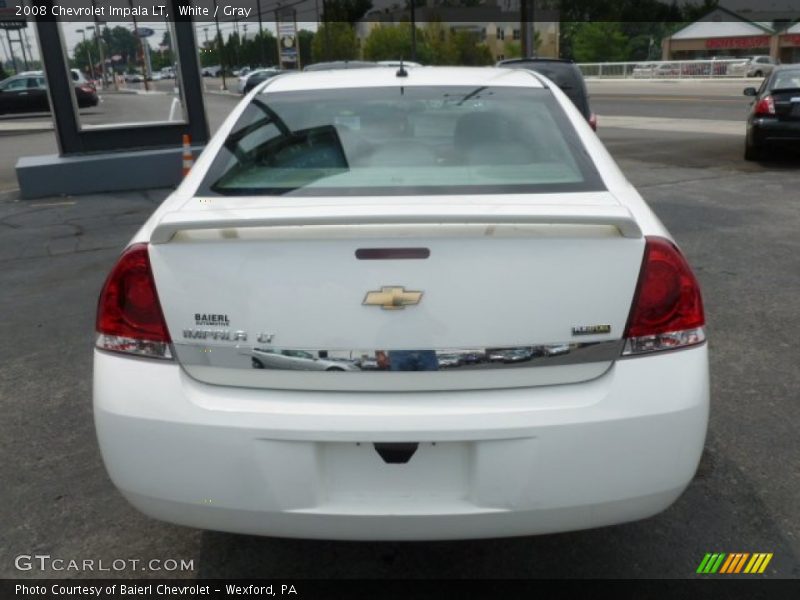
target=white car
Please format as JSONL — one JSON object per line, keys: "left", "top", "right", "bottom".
{"left": 94, "top": 67, "right": 709, "bottom": 541}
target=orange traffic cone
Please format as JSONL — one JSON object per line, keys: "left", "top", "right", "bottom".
{"left": 182, "top": 134, "right": 193, "bottom": 177}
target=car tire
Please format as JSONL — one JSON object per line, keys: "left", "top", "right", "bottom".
{"left": 326, "top": 367, "right": 345, "bottom": 371}
{"left": 753, "top": 70, "right": 763, "bottom": 77}
{"left": 252, "top": 358, "right": 265, "bottom": 369}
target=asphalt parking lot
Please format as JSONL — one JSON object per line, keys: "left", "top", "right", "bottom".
{"left": 1, "top": 80, "right": 799, "bottom": 579}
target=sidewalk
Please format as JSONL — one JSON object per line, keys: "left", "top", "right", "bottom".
{"left": 598, "top": 115, "right": 743, "bottom": 136}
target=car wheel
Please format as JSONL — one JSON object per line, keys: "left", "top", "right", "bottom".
{"left": 753, "top": 70, "right": 763, "bottom": 77}
{"left": 326, "top": 367, "right": 345, "bottom": 371}
{"left": 252, "top": 358, "right": 264, "bottom": 369}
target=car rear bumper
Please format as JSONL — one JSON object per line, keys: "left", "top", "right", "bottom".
{"left": 93, "top": 344, "right": 709, "bottom": 540}
{"left": 750, "top": 118, "right": 800, "bottom": 145}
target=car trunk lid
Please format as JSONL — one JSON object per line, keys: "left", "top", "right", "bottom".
{"left": 147, "top": 194, "right": 644, "bottom": 391}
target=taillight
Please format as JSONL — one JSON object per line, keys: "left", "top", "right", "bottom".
{"left": 588, "top": 113, "right": 598, "bottom": 131}
{"left": 753, "top": 95, "right": 775, "bottom": 116}
{"left": 622, "top": 236, "right": 705, "bottom": 355}
{"left": 96, "top": 243, "right": 172, "bottom": 359}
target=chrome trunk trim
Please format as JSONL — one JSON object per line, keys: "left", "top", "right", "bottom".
{"left": 172, "top": 340, "right": 624, "bottom": 372}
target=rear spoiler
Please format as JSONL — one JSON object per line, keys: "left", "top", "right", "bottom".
{"left": 150, "top": 204, "right": 642, "bottom": 244}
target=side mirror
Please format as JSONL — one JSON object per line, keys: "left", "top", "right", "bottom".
{"left": 743, "top": 87, "right": 758, "bottom": 97}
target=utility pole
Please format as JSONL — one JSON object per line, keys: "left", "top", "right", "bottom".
{"left": 213, "top": 0, "right": 227, "bottom": 89}
{"left": 15, "top": 29, "right": 29, "bottom": 69}
{"left": 410, "top": 0, "right": 417, "bottom": 62}
{"left": 129, "top": 0, "right": 149, "bottom": 91}
{"left": 256, "top": 0, "right": 266, "bottom": 66}
{"left": 91, "top": 4, "right": 109, "bottom": 88}
{"left": 4, "top": 30, "right": 18, "bottom": 73}
{"left": 22, "top": 28, "right": 33, "bottom": 66}
{"left": 520, "top": 0, "right": 529, "bottom": 57}
{"left": 322, "top": 0, "right": 330, "bottom": 61}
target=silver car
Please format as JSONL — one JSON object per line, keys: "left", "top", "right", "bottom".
{"left": 250, "top": 348, "right": 360, "bottom": 371}
{"left": 731, "top": 55, "right": 779, "bottom": 78}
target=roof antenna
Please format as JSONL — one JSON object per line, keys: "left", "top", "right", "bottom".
{"left": 396, "top": 57, "right": 408, "bottom": 78}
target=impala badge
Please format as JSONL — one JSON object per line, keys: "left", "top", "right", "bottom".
{"left": 572, "top": 324, "right": 611, "bottom": 336}
{"left": 363, "top": 286, "right": 423, "bottom": 310}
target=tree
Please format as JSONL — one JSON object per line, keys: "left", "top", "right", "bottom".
{"left": 321, "top": 0, "right": 373, "bottom": 24}
{"left": 101, "top": 26, "right": 139, "bottom": 71}
{"left": 72, "top": 39, "right": 97, "bottom": 72}
{"left": 571, "top": 22, "right": 629, "bottom": 62}
{"left": 421, "top": 21, "right": 453, "bottom": 65}
{"left": 298, "top": 30, "right": 315, "bottom": 68}
{"left": 311, "top": 22, "right": 358, "bottom": 62}
{"left": 363, "top": 24, "right": 431, "bottom": 63}
{"left": 504, "top": 41, "right": 522, "bottom": 60}
{"left": 445, "top": 31, "right": 493, "bottom": 66}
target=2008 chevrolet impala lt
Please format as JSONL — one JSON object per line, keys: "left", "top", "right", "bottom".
{"left": 93, "top": 67, "right": 709, "bottom": 540}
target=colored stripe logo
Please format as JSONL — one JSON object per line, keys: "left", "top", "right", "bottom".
{"left": 696, "top": 553, "right": 773, "bottom": 574}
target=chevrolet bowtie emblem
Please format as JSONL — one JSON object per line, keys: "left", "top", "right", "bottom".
{"left": 363, "top": 286, "right": 423, "bottom": 310}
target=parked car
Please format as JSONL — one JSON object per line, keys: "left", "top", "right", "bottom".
{"left": 94, "top": 66, "right": 708, "bottom": 541}
{"left": 743, "top": 66, "right": 800, "bottom": 160}
{"left": 241, "top": 69, "right": 282, "bottom": 94}
{"left": 632, "top": 63, "right": 658, "bottom": 78}
{"left": 124, "top": 72, "right": 144, "bottom": 83}
{"left": 655, "top": 63, "right": 680, "bottom": 78}
{"left": 0, "top": 73, "right": 97, "bottom": 114}
{"left": 201, "top": 65, "right": 222, "bottom": 77}
{"left": 502, "top": 348, "right": 533, "bottom": 363}
{"left": 733, "top": 55, "right": 780, "bottom": 78}
{"left": 250, "top": 348, "right": 359, "bottom": 371}
{"left": 436, "top": 353, "right": 462, "bottom": 368}
{"left": 496, "top": 57, "right": 597, "bottom": 130}
{"left": 237, "top": 68, "right": 281, "bottom": 94}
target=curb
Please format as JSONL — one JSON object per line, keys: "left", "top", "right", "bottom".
{"left": 0, "top": 188, "right": 21, "bottom": 202}
{"left": 204, "top": 89, "right": 240, "bottom": 97}
{"left": 0, "top": 123, "right": 54, "bottom": 135}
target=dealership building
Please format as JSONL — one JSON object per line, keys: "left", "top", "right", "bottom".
{"left": 663, "top": 7, "right": 800, "bottom": 63}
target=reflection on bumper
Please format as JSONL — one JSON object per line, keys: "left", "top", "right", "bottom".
{"left": 172, "top": 340, "right": 625, "bottom": 372}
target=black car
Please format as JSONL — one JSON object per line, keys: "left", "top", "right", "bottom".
{"left": 0, "top": 74, "right": 98, "bottom": 115}
{"left": 743, "top": 66, "right": 800, "bottom": 161}
{"left": 242, "top": 69, "right": 282, "bottom": 95}
{"left": 495, "top": 58, "right": 597, "bottom": 130}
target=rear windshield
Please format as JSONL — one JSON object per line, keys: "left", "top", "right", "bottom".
{"left": 198, "top": 85, "right": 604, "bottom": 197}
